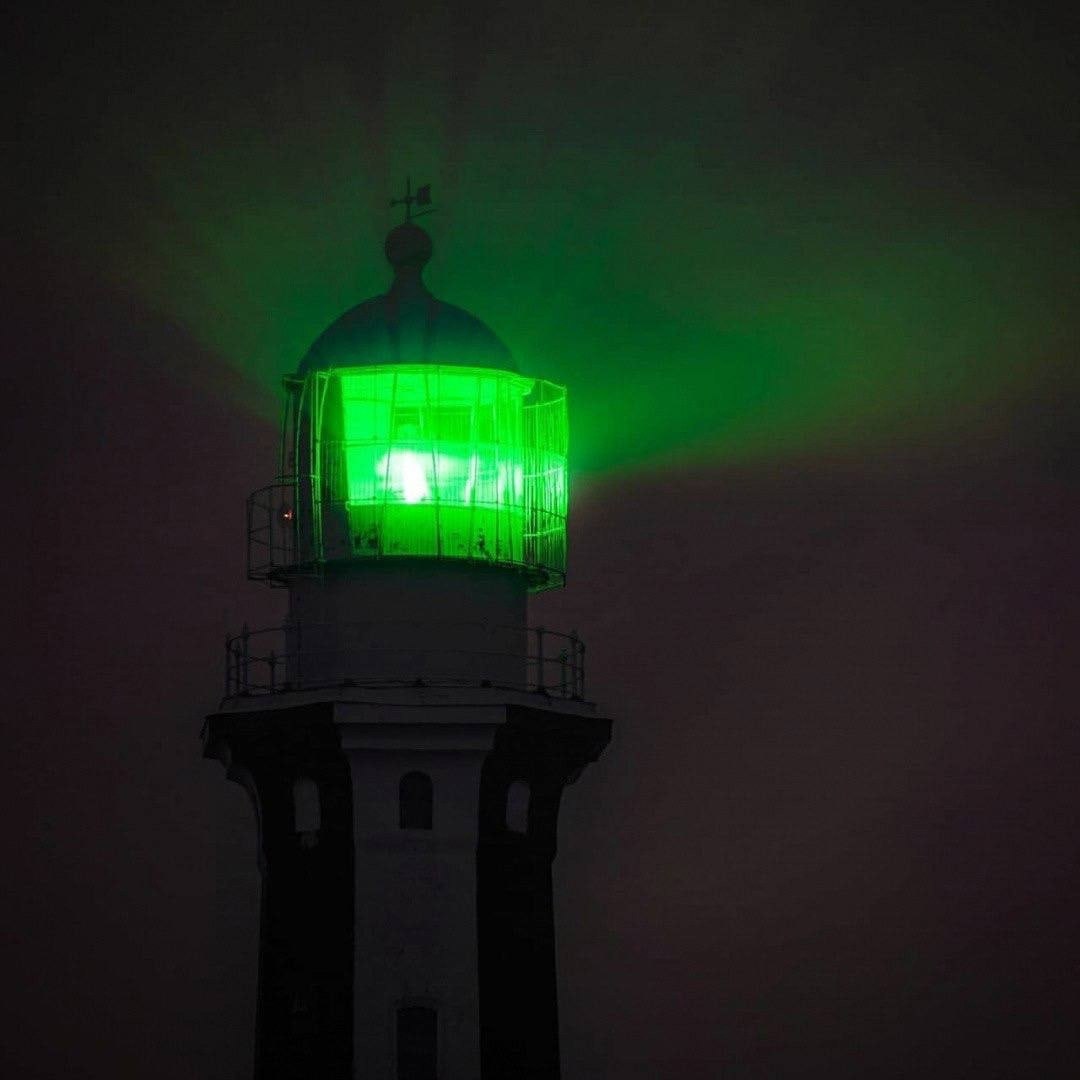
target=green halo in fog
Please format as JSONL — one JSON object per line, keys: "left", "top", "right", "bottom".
{"left": 37, "top": 11, "right": 1077, "bottom": 477}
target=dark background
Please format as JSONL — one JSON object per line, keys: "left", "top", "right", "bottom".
{"left": 4, "top": 2, "right": 1079, "bottom": 1077}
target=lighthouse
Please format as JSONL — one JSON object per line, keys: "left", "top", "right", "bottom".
{"left": 202, "top": 202, "right": 612, "bottom": 1080}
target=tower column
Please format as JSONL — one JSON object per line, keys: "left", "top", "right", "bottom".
{"left": 203, "top": 704, "right": 355, "bottom": 1080}
{"left": 477, "top": 706, "right": 612, "bottom": 1080}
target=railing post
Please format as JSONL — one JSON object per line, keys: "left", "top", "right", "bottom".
{"left": 245, "top": 494, "right": 253, "bottom": 580}
{"left": 570, "top": 629, "right": 578, "bottom": 698}
{"left": 268, "top": 650, "right": 277, "bottom": 692}
{"left": 241, "top": 622, "right": 250, "bottom": 694}
{"left": 225, "top": 634, "right": 232, "bottom": 697}
{"left": 559, "top": 646, "right": 568, "bottom": 698}
{"left": 577, "top": 637, "right": 585, "bottom": 700}
{"left": 535, "top": 627, "right": 545, "bottom": 692}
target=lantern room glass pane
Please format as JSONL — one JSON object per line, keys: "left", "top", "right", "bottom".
{"left": 322, "top": 365, "right": 567, "bottom": 586}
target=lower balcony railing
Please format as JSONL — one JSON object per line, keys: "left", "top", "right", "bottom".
{"left": 223, "top": 621, "right": 586, "bottom": 701}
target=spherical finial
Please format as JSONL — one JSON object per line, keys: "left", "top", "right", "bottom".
{"left": 385, "top": 223, "right": 433, "bottom": 272}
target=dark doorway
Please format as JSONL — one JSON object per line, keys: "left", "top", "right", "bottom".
{"left": 396, "top": 1004, "right": 437, "bottom": 1080}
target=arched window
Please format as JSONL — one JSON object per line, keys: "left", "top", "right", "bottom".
{"left": 293, "top": 776, "right": 321, "bottom": 848}
{"left": 399, "top": 772, "right": 433, "bottom": 830}
{"left": 397, "top": 1004, "right": 437, "bottom": 1080}
{"left": 505, "top": 780, "right": 530, "bottom": 834}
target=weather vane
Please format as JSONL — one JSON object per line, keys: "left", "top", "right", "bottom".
{"left": 390, "top": 176, "right": 434, "bottom": 224}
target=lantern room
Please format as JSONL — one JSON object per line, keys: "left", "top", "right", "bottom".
{"left": 247, "top": 222, "right": 570, "bottom": 590}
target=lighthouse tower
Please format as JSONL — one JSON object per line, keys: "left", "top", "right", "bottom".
{"left": 202, "top": 209, "right": 611, "bottom": 1080}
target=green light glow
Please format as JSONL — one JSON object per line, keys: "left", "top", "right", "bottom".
{"left": 316, "top": 365, "right": 567, "bottom": 585}
{"left": 32, "top": 9, "right": 1079, "bottom": 477}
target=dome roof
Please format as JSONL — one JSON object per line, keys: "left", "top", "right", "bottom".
{"left": 297, "top": 223, "right": 515, "bottom": 375}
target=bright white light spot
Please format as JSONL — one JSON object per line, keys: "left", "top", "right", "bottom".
{"left": 400, "top": 455, "right": 429, "bottom": 503}
{"left": 377, "top": 451, "right": 430, "bottom": 503}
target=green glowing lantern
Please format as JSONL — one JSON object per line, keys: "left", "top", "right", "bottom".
{"left": 250, "top": 223, "right": 569, "bottom": 590}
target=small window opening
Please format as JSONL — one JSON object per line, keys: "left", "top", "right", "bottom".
{"left": 399, "top": 772, "right": 433, "bottom": 830}
{"left": 397, "top": 1004, "right": 437, "bottom": 1080}
{"left": 293, "top": 776, "right": 321, "bottom": 848}
{"left": 505, "top": 780, "right": 530, "bottom": 834}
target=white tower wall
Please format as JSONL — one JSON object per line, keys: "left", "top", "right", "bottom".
{"left": 343, "top": 707, "right": 504, "bottom": 1078}
{"left": 286, "top": 564, "right": 528, "bottom": 690}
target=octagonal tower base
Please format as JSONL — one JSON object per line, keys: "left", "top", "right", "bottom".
{"left": 203, "top": 686, "right": 610, "bottom": 1080}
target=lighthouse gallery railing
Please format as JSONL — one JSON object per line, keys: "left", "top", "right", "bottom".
{"left": 224, "top": 621, "right": 586, "bottom": 701}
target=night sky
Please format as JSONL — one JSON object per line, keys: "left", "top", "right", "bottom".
{"left": 5, "top": 1, "right": 1079, "bottom": 1077}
